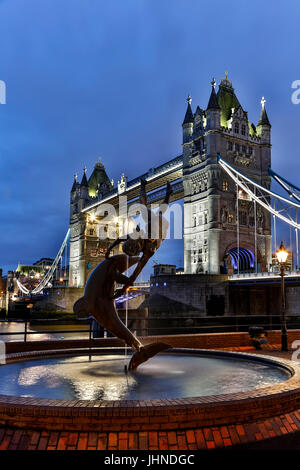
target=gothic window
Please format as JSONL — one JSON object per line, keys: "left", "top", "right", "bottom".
{"left": 204, "top": 238, "right": 207, "bottom": 245}
{"left": 193, "top": 215, "right": 197, "bottom": 227}
{"left": 228, "top": 141, "right": 233, "bottom": 151}
{"left": 222, "top": 180, "right": 228, "bottom": 191}
{"left": 242, "top": 145, "right": 246, "bottom": 153}
{"left": 235, "top": 143, "right": 240, "bottom": 152}
{"left": 204, "top": 181, "right": 208, "bottom": 191}
{"left": 241, "top": 124, "right": 246, "bottom": 136}
{"left": 204, "top": 211, "right": 208, "bottom": 224}
{"left": 234, "top": 122, "right": 239, "bottom": 134}
{"left": 239, "top": 211, "right": 247, "bottom": 226}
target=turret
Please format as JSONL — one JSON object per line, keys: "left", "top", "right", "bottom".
{"left": 182, "top": 95, "right": 194, "bottom": 144}
{"left": 88, "top": 157, "right": 113, "bottom": 198}
{"left": 70, "top": 173, "right": 80, "bottom": 218}
{"left": 257, "top": 96, "right": 271, "bottom": 144}
{"left": 206, "top": 78, "right": 220, "bottom": 130}
{"left": 71, "top": 172, "right": 80, "bottom": 194}
{"left": 78, "top": 167, "right": 89, "bottom": 211}
{"left": 182, "top": 95, "right": 194, "bottom": 166}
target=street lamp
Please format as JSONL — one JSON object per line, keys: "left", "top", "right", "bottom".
{"left": 276, "top": 241, "right": 289, "bottom": 351}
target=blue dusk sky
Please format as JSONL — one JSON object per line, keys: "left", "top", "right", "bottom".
{"left": 0, "top": 0, "right": 300, "bottom": 278}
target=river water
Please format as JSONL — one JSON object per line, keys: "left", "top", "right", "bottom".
{"left": 0, "top": 321, "right": 90, "bottom": 342}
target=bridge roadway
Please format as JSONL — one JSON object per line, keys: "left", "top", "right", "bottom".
{"left": 229, "top": 271, "right": 300, "bottom": 284}
{"left": 81, "top": 155, "right": 184, "bottom": 214}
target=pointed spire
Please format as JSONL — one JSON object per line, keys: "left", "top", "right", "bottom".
{"left": 220, "top": 69, "right": 233, "bottom": 88}
{"left": 95, "top": 156, "right": 104, "bottom": 168}
{"left": 258, "top": 96, "right": 271, "bottom": 127}
{"left": 194, "top": 105, "right": 203, "bottom": 116}
{"left": 207, "top": 78, "right": 220, "bottom": 110}
{"left": 182, "top": 94, "right": 194, "bottom": 125}
{"left": 71, "top": 173, "right": 78, "bottom": 192}
{"left": 81, "top": 167, "right": 88, "bottom": 187}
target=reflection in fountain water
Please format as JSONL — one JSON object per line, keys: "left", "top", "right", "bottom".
{"left": 0, "top": 353, "right": 291, "bottom": 401}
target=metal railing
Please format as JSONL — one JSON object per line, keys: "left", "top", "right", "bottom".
{"left": 1, "top": 315, "right": 300, "bottom": 342}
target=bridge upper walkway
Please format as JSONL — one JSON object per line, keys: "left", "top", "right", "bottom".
{"left": 81, "top": 154, "right": 183, "bottom": 213}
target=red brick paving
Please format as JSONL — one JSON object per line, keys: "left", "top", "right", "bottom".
{"left": 1, "top": 409, "right": 300, "bottom": 451}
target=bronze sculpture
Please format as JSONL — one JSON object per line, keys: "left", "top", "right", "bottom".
{"left": 73, "top": 179, "right": 172, "bottom": 370}
{"left": 106, "top": 178, "right": 173, "bottom": 297}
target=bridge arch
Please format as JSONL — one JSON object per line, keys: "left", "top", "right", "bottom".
{"left": 222, "top": 242, "right": 263, "bottom": 274}
{"left": 227, "top": 247, "right": 254, "bottom": 272}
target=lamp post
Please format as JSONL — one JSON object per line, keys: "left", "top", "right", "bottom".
{"left": 276, "top": 241, "right": 289, "bottom": 352}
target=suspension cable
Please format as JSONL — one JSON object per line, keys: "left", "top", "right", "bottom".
{"left": 218, "top": 156, "right": 300, "bottom": 231}
{"left": 16, "top": 229, "right": 70, "bottom": 295}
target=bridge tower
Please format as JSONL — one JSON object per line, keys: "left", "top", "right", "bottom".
{"left": 182, "top": 73, "right": 272, "bottom": 274}
{"left": 69, "top": 159, "right": 113, "bottom": 287}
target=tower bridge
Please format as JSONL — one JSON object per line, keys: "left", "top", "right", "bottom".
{"left": 11, "top": 73, "right": 300, "bottom": 308}
{"left": 69, "top": 73, "right": 272, "bottom": 288}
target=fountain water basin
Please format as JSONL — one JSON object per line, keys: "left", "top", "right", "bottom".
{"left": 0, "top": 348, "right": 299, "bottom": 432}
{"left": 0, "top": 351, "right": 291, "bottom": 401}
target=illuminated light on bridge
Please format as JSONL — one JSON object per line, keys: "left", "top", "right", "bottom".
{"left": 227, "top": 247, "right": 255, "bottom": 271}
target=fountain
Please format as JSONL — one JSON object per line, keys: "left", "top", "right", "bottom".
{"left": 1, "top": 181, "right": 300, "bottom": 438}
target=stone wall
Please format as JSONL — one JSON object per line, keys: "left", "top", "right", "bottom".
{"left": 32, "top": 274, "right": 300, "bottom": 317}
{"left": 150, "top": 273, "right": 300, "bottom": 317}
{"left": 36, "top": 287, "right": 84, "bottom": 313}
{"left": 33, "top": 288, "right": 146, "bottom": 314}
{"left": 150, "top": 274, "right": 229, "bottom": 314}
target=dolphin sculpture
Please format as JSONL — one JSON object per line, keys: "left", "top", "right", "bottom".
{"left": 73, "top": 254, "right": 170, "bottom": 370}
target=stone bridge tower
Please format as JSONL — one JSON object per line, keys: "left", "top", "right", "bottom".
{"left": 69, "top": 159, "right": 113, "bottom": 287}
{"left": 182, "top": 73, "right": 272, "bottom": 274}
